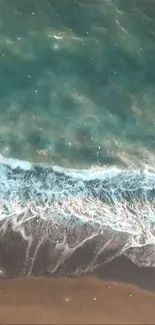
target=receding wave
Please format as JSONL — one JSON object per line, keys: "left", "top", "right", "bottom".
{"left": 0, "top": 154, "right": 155, "bottom": 278}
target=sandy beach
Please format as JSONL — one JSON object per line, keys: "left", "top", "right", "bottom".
{"left": 0, "top": 276, "right": 154, "bottom": 324}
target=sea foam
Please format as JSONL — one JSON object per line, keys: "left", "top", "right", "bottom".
{"left": 0, "top": 155, "right": 155, "bottom": 277}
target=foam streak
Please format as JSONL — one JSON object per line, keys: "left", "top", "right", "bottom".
{"left": 0, "top": 156, "right": 155, "bottom": 277}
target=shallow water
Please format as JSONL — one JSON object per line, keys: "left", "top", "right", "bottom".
{"left": 0, "top": 0, "right": 155, "bottom": 169}
{"left": 0, "top": 157, "right": 155, "bottom": 278}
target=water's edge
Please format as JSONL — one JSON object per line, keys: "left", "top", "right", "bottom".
{"left": 0, "top": 155, "right": 155, "bottom": 279}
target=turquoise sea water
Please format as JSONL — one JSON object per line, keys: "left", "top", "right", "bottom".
{"left": 0, "top": 0, "right": 155, "bottom": 169}
{"left": 1, "top": 1, "right": 155, "bottom": 275}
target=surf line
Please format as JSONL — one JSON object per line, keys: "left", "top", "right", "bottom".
{"left": 0, "top": 155, "right": 155, "bottom": 277}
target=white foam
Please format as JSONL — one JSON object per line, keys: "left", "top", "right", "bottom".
{"left": 0, "top": 155, "right": 32, "bottom": 171}
{"left": 53, "top": 163, "right": 155, "bottom": 181}
{"left": 0, "top": 155, "right": 155, "bottom": 272}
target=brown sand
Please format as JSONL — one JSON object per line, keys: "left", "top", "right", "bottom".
{"left": 0, "top": 277, "right": 155, "bottom": 324}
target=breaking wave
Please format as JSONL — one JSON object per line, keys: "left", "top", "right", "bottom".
{"left": 0, "top": 154, "right": 155, "bottom": 278}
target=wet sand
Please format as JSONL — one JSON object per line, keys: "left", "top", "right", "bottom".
{"left": 0, "top": 276, "right": 155, "bottom": 324}
{"left": 0, "top": 229, "right": 155, "bottom": 324}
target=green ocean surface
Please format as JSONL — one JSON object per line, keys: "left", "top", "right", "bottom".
{"left": 0, "top": 0, "right": 155, "bottom": 169}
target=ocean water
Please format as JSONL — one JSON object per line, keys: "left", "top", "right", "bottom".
{"left": 1, "top": 0, "right": 155, "bottom": 277}
{"left": 0, "top": 0, "right": 155, "bottom": 169}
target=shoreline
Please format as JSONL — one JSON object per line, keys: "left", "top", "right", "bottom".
{"left": 97, "top": 255, "right": 155, "bottom": 292}
{"left": 0, "top": 231, "right": 155, "bottom": 292}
